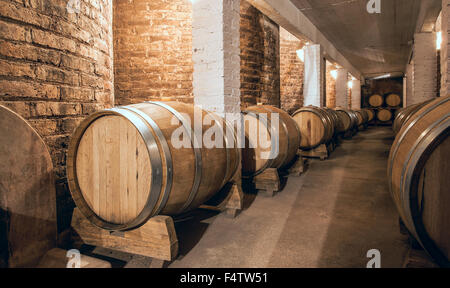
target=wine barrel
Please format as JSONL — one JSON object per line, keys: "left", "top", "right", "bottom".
{"left": 365, "top": 109, "right": 375, "bottom": 122}
{"left": 388, "top": 96, "right": 450, "bottom": 266}
{"left": 242, "top": 105, "right": 300, "bottom": 177}
{"left": 369, "top": 94, "right": 384, "bottom": 107}
{"left": 386, "top": 93, "right": 401, "bottom": 107}
{"left": 377, "top": 109, "right": 392, "bottom": 122}
{"left": 292, "top": 106, "right": 334, "bottom": 150}
{"left": 355, "top": 110, "right": 369, "bottom": 127}
{"left": 393, "top": 100, "right": 434, "bottom": 135}
{"left": 335, "top": 107, "right": 358, "bottom": 133}
{"left": 323, "top": 107, "right": 340, "bottom": 135}
{"left": 67, "top": 102, "right": 240, "bottom": 231}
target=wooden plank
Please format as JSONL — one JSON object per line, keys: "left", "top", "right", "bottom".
{"left": 71, "top": 208, "right": 178, "bottom": 261}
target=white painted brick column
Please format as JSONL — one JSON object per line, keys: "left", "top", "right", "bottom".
{"left": 303, "top": 44, "right": 325, "bottom": 107}
{"left": 335, "top": 68, "right": 348, "bottom": 108}
{"left": 351, "top": 79, "right": 361, "bottom": 110}
{"left": 405, "top": 62, "right": 413, "bottom": 107}
{"left": 411, "top": 33, "right": 437, "bottom": 105}
{"left": 192, "top": 0, "right": 241, "bottom": 116}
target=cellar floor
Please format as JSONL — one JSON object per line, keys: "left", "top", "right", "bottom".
{"left": 168, "top": 127, "right": 410, "bottom": 268}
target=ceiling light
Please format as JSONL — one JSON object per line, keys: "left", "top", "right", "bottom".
{"left": 296, "top": 49, "right": 304, "bottom": 62}
{"left": 436, "top": 31, "right": 442, "bottom": 50}
{"left": 330, "top": 70, "right": 338, "bottom": 80}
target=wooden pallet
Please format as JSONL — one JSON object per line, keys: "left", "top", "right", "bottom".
{"left": 299, "top": 144, "right": 329, "bottom": 161}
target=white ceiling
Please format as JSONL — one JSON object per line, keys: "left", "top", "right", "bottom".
{"left": 290, "top": 0, "right": 441, "bottom": 77}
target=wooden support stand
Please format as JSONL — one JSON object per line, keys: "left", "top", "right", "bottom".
{"left": 71, "top": 208, "right": 178, "bottom": 267}
{"left": 287, "top": 154, "right": 307, "bottom": 177}
{"left": 199, "top": 182, "right": 244, "bottom": 218}
{"left": 253, "top": 168, "right": 280, "bottom": 197}
{"left": 299, "top": 144, "right": 329, "bottom": 161}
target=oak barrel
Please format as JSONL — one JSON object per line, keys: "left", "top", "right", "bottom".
{"left": 323, "top": 108, "right": 340, "bottom": 130}
{"left": 355, "top": 110, "right": 369, "bottom": 126}
{"left": 376, "top": 109, "right": 392, "bottom": 122}
{"left": 335, "top": 107, "right": 358, "bottom": 133}
{"left": 369, "top": 94, "right": 384, "bottom": 107}
{"left": 292, "top": 106, "right": 334, "bottom": 150}
{"left": 365, "top": 109, "right": 375, "bottom": 122}
{"left": 393, "top": 100, "right": 434, "bottom": 135}
{"left": 242, "top": 105, "right": 300, "bottom": 177}
{"left": 386, "top": 93, "right": 401, "bottom": 107}
{"left": 67, "top": 102, "right": 240, "bottom": 231}
{"left": 388, "top": 96, "right": 450, "bottom": 266}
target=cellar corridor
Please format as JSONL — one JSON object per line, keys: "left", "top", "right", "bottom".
{"left": 169, "top": 127, "right": 410, "bottom": 268}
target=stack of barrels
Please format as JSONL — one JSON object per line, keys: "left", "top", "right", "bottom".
{"left": 66, "top": 101, "right": 373, "bottom": 233}
{"left": 388, "top": 96, "right": 450, "bottom": 267}
{"left": 68, "top": 102, "right": 241, "bottom": 231}
{"left": 291, "top": 106, "right": 337, "bottom": 151}
{"left": 67, "top": 102, "right": 303, "bottom": 230}
{"left": 291, "top": 106, "right": 370, "bottom": 152}
{"left": 367, "top": 93, "right": 402, "bottom": 125}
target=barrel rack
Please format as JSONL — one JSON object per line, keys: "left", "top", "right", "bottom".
{"left": 71, "top": 180, "right": 244, "bottom": 268}
{"left": 252, "top": 153, "right": 306, "bottom": 197}
{"left": 299, "top": 144, "right": 329, "bottom": 161}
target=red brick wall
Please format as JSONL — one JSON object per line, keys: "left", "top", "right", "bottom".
{"left": 114, "top": 0, "right": 193, "bottom": 105}
{"left": 326, "top": 61, "right": 337, "bottom": 108}
{"left": 0, "top": 0, "right": 114, "bottom": 232}
{"left": 240, "top": 1, "right": 280, "bottom": 108}
{"left": 280, "top": 27, "right": 306, "bottom": 114}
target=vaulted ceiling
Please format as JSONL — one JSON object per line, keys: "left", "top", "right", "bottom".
{"left": 290, "top": 0, "right": 441, "bottom": 78}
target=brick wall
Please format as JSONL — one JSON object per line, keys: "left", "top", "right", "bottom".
{"left": 280, "top": 27, "right": 305, "bottom": 114}
{"left": 114, "top": 0, "right": 193, "bottom": 105}
{"left": 240, "top": 1, "right": 280, "bottom": 108}
{"left": 326, "top": 61, "right": 337, "bottom": 108}
{"left": 0, "top": 0, "right": 114, "bottom": 233}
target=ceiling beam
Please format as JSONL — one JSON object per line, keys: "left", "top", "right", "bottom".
{"left": 246, "top": 0, "right": 363, "bottom": 81}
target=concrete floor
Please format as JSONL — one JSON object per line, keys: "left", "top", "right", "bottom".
{"left": 169, "top": 127, "right": 409, "bottom": 268}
